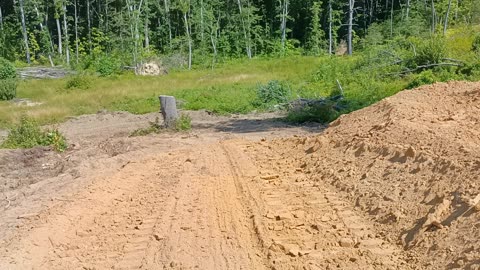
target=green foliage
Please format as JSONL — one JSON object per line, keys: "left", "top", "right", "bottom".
{"left": 286, "top": 102, "right": 341, "bottom": 124}
{"left": 306, "top": 1, "right": 325, "bottom": 55}
{"left": 111, "top": 96, "right": 159, "bottom": 114}
{"left": 415, "top": 37, "right": 448, "bottom": 65}
{"left": 256, "top": 80, "right": 290, "bottom": 104}
{"left": 96, "top": 55, "right": 121, "bottom": 76}
{"left": 175, "top": 85, "right": 257, "bottom": 114}
{"left": 472, "top": 34, "right": 480, "bottom": 53}
{"left": 0, "top": 57, "right": 16, "bottom": 80}
{"left": 0, "top": 79, "right": 17, "bottom": 100}
{"left": 65, "top": 75, "right": 92, "bottom": 90}
{"left": 2, "top": 116, "right": 67, "bottom": 152}
{"left": 174, "top": 114, "right": 192, "bottom": 131}
{"left": 407, "top": 70, "right": 437, "bottom": 89}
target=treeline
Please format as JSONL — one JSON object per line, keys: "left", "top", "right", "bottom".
{"left": 0, "top": 0, "right": 479, "bottom": 68}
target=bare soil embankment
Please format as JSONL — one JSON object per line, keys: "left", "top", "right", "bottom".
{"left": 266, "top": 81, "right": 480, "bottom": 269}
{"left": 0, "top": 81, "right": 478, "bottom": 269}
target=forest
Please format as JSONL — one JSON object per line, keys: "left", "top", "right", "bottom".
{"left": 1, "top": 0, "right": 479, "bottom": 68}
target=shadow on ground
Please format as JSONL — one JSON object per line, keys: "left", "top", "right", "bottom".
{"left": 193, "top": 117, "right": 325, "bottom": 134}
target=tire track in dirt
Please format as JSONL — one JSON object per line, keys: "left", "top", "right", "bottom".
{"left": 238, "top": 140, "right": 411, "bottom": 270}
{"left": 0, "top": 138, "right": 413, "bottom": 270}
{"left": 144, "top": 144, "right": 268, "bottom": 269}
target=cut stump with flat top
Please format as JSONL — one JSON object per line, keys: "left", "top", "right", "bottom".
{"left": 159, "top": 95, "right": 179, "bottom": 128}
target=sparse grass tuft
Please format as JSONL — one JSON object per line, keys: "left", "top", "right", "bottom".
{"left": 130, "top": 114, "right": 192, "bottom": 136}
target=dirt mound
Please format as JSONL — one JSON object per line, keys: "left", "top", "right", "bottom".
{"left": 269, "top": 81, "right": 480, "bottom": 269}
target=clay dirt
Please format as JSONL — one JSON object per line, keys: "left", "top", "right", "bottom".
{"left": 0, "top": 81, "right": 479, "bottom": 269}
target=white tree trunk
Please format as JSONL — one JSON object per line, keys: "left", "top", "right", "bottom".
{"left": 431, "top": 0, "right": 436, "bottom": 33}
{"left": 19, "top": 0, "right": 31, "bottom": 63}
{"left": 87, "top": 0, "right": 92, "bottom": 52}
{"left": 390, "top": 0, "right": 394, "bottom": 37}
{"left": 164, "top": 0, "right": 172, "bottom": 48}
{"left": 443, "top": 0, "right": 452, "bottom": 35}
{"left": 236, "top": 0, "right": 252, "bottom": 59}
{"left": 74, "top": 0, "right": 79, "bottom": 64}
{"left": 56, "top": 18, "right": 63, "bottom": 55}
{"left": 348, "top": 0, "right": 355, "bottom": 55}
{"left": 0, "top": 7, "right": 3, "bottom": 29}
{"left": 406, "top": 0, "right": 410, "bottom": 19}
{"left": 63, "top": 4, "right": 70, "bottom": 65}
{"left": 280, "top": 0, "right": 289, "bottom": 50}
{"left": 328, "top": 0, "right": 333, "bottom": 55}
{"left": 183, "top": 12, "right": 192, "bottom": 70}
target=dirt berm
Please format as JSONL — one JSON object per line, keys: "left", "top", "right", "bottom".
{"left": 265, "top": 81, "right": 480, "bottom": 269}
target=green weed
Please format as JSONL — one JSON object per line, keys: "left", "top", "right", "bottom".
{"left": 2, "top": 116, "right": 67, "bottom": 152}
{"left": 65, "top": 75, "right": 92, "bottom": 90}
{"left": 174, "top": 114, "right": 192, "bottom": 132}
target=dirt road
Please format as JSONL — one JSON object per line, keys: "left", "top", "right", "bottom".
{"left": 1, "top": 81, "right": 479, "bottom": 269}
{"left": 0, "top": 139, "right": 409, "bottom": 269}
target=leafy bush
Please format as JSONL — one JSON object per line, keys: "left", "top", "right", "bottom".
{"left": 2, "top": 116, "right": 67, "bottom": 152}
{"left": 0, "top": 58, "right": 17, "bottom": 101}
{"left": 65, "top": 75, "right": 92, "bottom": 90}
{"left": 0, "top": 57, "right": 16, "bottom": 80}
{"left": 174, "top": 114, "right": 192, "bottom": 131}
{"left": 96, "top": 55, "right": 120, "bottom": 76}
{"left": 407, "top": 70, "right": 437, "bottom": 89}
{"left": 256, "top": 80, "right": 290, "bottom": 104}
{"left": 415, "top": 37, "right": 447, "bottom": 65}
{"left": 0, "top": 79, "right": 17, "bottom": 100}
{"left": 472, "top": 34, "right": 480, "bottom": 53}
{"left": 286, "top": 101, "right": 341, "bottom": 124}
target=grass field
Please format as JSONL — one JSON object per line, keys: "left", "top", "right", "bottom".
{"left": 1, "top": 26, "right": 478, "bottom": 129}
{"left": 0, "top": 56, "right": 324, "bottom": 128}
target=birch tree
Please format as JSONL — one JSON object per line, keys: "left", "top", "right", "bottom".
{"left": 18, "top": 0, "right": 31, "bottom": 63}
{"left": 347, "top": 0, "right": 355, "bottom": 55}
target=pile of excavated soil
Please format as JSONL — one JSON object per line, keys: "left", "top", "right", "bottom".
{"left": 269, "top": 81, "right": 480, "bottom": 269}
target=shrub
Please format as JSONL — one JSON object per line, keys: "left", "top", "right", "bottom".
{"left": 0, "top": 79, "right": 17, "bottom": 100}
{"left": 65, "top": 75, "right": 92, "bottom": 90}
{"left": 286, "top": 102, "right": 341, "bottom": 124}
{"left": 0, "top": 57, "right": 17, "bottom": 101}
{"left": 174, "top": 114, "right": 192, "bottom": 132}
{"left": 2, "top": 116, "right": 67, "bottom": 152}
{"left": 256, "top": 80, "right": 290, "bottom": 104}
{"left": 472, "top": 34, "right": 480, "bottom": 53}
{"left": 0, "top": 57, "right": 16, "bottom": 80}
{"left": 407, "top": 70, "right": 437, "bottom": 89}
{"left": 96, "top": 55, "right": 120, "bottom": 76}
{"left": 415, "top": 37, "right": 447, "bottom": 66}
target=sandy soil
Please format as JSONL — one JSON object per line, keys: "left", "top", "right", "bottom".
{"left": 0, "top": 81, "right": 479, "bottom": 269}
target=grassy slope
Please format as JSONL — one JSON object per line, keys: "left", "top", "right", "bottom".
{"left": 0, "top": 57, "right": 321, "bottom": 128}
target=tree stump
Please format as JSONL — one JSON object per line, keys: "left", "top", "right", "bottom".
{"left": 159, "top": 95, "right": 179, "bottom": 128}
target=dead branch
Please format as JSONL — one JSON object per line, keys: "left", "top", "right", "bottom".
{"left": 386, "top": 62, "right": 463, "bottom": 76}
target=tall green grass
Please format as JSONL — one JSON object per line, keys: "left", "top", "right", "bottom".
{"left": 0, "top": 56, "right": 322, "bottom": 128}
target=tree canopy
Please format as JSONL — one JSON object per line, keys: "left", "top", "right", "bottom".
{"left": 0, "top": 0, "right": 478, "bottom": 67}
